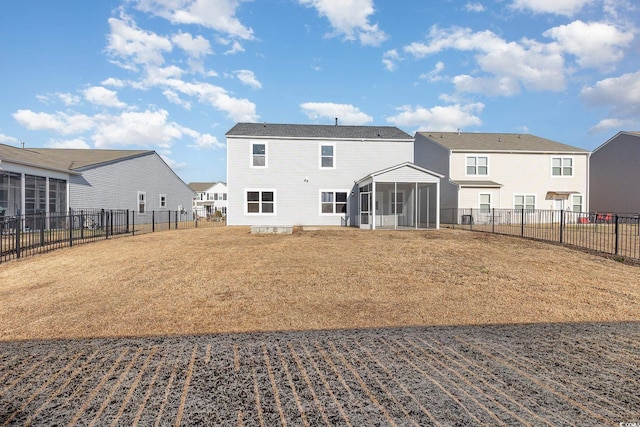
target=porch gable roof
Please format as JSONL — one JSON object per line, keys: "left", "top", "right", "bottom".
{"left": 356, "top": 162, "right": 444, "bottom": 185}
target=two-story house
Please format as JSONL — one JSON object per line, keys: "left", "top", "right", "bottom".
{"left": 414, "top": 132, "right": 589, "bottom": 222}
{"left": 189, "top": 181, "right": 228, "bottom": 218}
{"left": 226, "top": 123, "right": 442, "bottom": 229}
{"left": 589, "top": 131, "right": 640, "bottom": 214}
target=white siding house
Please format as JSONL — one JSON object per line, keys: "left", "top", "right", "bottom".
{"left": 590, "top": 131, "right": 640, "bottom": 214}
{"left": 414, "top": 132, "right": 590, "bottom": 221}
{"left": 226, "top": 123, "right": 442, "bottom": 228}
{"left": 0, "top": 144, "right": 195, "bottom": 225}
{"left": 189, "top": 181, "right": 228, "bottom": 218}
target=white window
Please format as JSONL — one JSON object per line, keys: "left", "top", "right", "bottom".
{"left": 320, "top": 144, "right": 335, "bottom": 169}
{"left": 137, "top": 191, "right": 146, "bottom": 214}
{"left": 214, "top": 193, "right": 219, "bottom": 201}
{"left": 552, "top": 157, "right": 573, "bottom": 176}
{"left": 479, "top": 193, "right": 491, "bottom": 212}
{"left": 572, "top": 194, "right": 583, "bottom": 212}
{"left": 159, "top": 194, "right": 167, "bottom": 208}
{"left": 466, "top": 156, "right": 489, "bottom": 176}
{"left": 222, "top": 193, "right": 227, "bottom": 201}
{"left": 246, "top": 190, "right": 275, "bottom": 214}
{"left": 514, "top": 195, "right": 535, "bottom": 211}
{"left": 320, "top": 191, "right": 348, "bottom": 214}
{"left": 252, "top": 143, "right": 267, "bottom": 167}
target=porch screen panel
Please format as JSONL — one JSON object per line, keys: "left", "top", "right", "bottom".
{"left": 49, "top": 178, "right": 67, "bottom": 213}
{"left": 0, "top": 172, "right": 21, "bottom": 217}
{"left": 25, "top": 175, "right": 46, "bottom": 215}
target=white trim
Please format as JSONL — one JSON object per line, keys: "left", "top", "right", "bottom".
{"left": 137, "top": 191, "right": 146, "bottom": 214}
{"left": 478, "top": 192, "right": 491, "bottom": 212}
{"left": 319, "top": 189, "right": 349, "bottom": 215}
{"left": 513, "top": 194, "right": 536, "bottom": 210}
{"left": 244, "top": 188, "right": 277, "bottom": 215}
{"left": 250, "top": 141, "right": 268, "bottom": 169}
{"left": 550, "top": 156, "right": 573, "bottom": 177}
{"left": 465, "top": 154, "right": 489, "bottom": 177}
{"left": 319, "top": 143, "right": 336, "bottom": 169}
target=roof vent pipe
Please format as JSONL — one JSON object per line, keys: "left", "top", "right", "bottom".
{"left": 457, "top": 128, "right": 460, "bottom": 135}
{"left": 335, "top": 117, "right": 338, "bottom": 126}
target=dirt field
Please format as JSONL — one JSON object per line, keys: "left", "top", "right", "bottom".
{"left": 1, "top": 227, "right": 639, "bottom": 425}
{"left": 1, "top": 227, "right": 639, "bottom": 340}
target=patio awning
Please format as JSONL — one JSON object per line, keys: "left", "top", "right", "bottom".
{"left": 545, "top": 191, "right": 579, "bottom": 200}
{"left": 452, "top": 180, "right": 503, "bottom": 188}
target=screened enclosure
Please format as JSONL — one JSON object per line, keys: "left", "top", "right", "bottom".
{"left": 357, "top": 163, "right": 442, "bottom": 230}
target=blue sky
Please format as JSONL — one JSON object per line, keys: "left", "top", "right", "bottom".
{"left": 1, "top": 0, "right": 638, "bottom": 183}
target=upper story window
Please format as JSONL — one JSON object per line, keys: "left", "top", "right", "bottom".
{"left": 552, "top": 157, "right": 572, "bottom": 176}
{"left": 514, "top": 195, "right": 535, "bottom": 211}
{"left": 252, "top": 143, "right": 267, "bottom": 168}
{"left": 320, "top": 144, "right": 335, "bottom": 169}
{"left": 159, "top": 194, "right": 167, "bottom": 208}
{"left": 466, "top": 156, "right": 488, "bottom": 176}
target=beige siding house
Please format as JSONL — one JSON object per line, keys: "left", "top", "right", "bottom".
{"left": 414, "top": 132, "right": 590, "bottom": 219}
{"left": 590, "top": 131, "right": 640, "bottom": 214}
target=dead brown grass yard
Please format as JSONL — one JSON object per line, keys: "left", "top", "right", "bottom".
{"left": 1, "top": 227, "right": 638, "bottom": 341}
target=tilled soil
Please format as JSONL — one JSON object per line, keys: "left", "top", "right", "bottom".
{"left": 1, "top": 322, "right": 639, "bottom": 426}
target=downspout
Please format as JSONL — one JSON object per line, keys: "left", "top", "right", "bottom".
{"left": 585, "top": 152, "right": 591, "bottom": 213}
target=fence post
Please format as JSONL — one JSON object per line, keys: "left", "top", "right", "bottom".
{"left": 614, "top": 214, "right": 619, "bottom": 256}
{"left": 521, "top": 208, "right": 525, "bottom": 237}
{"left": 559, "top": 209, "right": 564, "bottom": 244}
{"left": 40, "top": 215, "right": 45, "bottom": 247}
{"left": 80, "top": 210, "right": 84, "bottom": 239}
{"left": 175, "top": 211, "right": 178, "bottom": 229}
{"left": 132, "top": 211, "right": 135, "bottom": 236}
{"left": 152, "top": 211, "right": 155, "bottom": 232}
{"left": 469, "top": 208, "right": 473, "bottom": 231}
{"left": 126, "top": 209, "right": 130, "bottom": 234}
{"left": 69, "top": 209, "right": 74, "bottom": 247}
{"left": 110, "top": 210, "right": 114, "bottom": 238}
{"left": 15, "top": 219, "right": 21, "bottom": 259}
{"left": 492, "top": 208, "right": 495, "bottom": 234}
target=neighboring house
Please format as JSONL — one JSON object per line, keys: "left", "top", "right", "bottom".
{"left": 0, "top": 143, "right": 195, "bottom": 225}
{"left": 226, "top": 122, "right": 442, "bottom": 229}
{"left": 413, "top": 132, "right": 589, "bottom": 221}
{"left": 189, "top": 181, "right": 228, "bottom": 218}
{"left": 590, "top": 131, "right": 640, "bottom": 214}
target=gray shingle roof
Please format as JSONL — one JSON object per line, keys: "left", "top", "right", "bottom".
{"left": 226, "top": 123, "right": 413, "bottom": 140}
{"left": 0, "top": 144, "right": 153, "bottom": 172}
{"left": 418, "top": 132, "right": 588, "bottom": 153}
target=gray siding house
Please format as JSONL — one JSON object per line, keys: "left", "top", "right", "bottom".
{"left": 590, "top": 131, "right": 640, "bottom": 214}
{"left": 226, "top": 123, "right": 442, "bottom": 229}
{"left": 414, "top": 132, "right": 590, "bottom": 221}
{"left": 0, "top": 144, "right": 195, "bottom": 225}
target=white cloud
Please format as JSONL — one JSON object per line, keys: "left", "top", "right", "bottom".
{"left": 106, "top": 14, "right": 173, "bottom": 69}
{"left": 464, "top": 2, "right": 485, "bottom": 12}
{"left": 382, "top": 49, "right": 400, "bottom": 71}
{"left": 92, "top": 109, "right": 182, "bottom": 148}
{"left": 57, "top": 93, "right": 81, "bottom": 106}
{"left": 45, "top": 138, "right": 91, "bottom": 149}
{"left": 134, "top": 0, "right": 254, "bottom": 40}
{"left": 163, "top": 89, "right": 192, "bottom": 109}
{"left": 419, "top": 61, "right": 445, "bottom": 82}
{"left": 83, "top": 86, "right": 127, "bottom": 108}
{"left": 0, "top": 133, "right": 18, "bottom": 144}
{"left": 582, "top": 71, "right": 640, "bottom": 132}
{"left": 171, "top": 32, "right": 212, "bottom": 57}
{"left": 235, "top": 70, "right": 262, "bottom": 89}
{"left": 386, "top": 103, "right": 484, "bottom": 131}
{"left": 193, "top": 133, "right": 225, "bottom": 149}
{"left": 509, "top": 0, "right": 594, "bottom": 16}
{"left": 588, "top": 118, "right": 637, "bottom": 133}
{"left": 544, "top": 21, "right": 634, "bottom": 69}
{"left": 298, "top": 0, "right": 388, "bottom": 46}
{"left": 12, "top": 110, "right": 95, "bottom": 135}
{"left": 101, "top": 77, "right": 127, "bottom": 88}
{"left": 404, "top": 26, "right": 566, "bottom": 95}
{"left": 300, "top": 102, "right": 373, "bottom": 125}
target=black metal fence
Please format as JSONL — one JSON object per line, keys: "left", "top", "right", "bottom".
{"left": 442, "top": 208, "right": 640, "bottom": 262}
{"left": 0, "top": 209, "right": 225, "bottom": 264}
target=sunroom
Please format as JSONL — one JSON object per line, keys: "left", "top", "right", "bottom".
{"left": 356, "top": 162, "right": 443, "bottom": 230}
